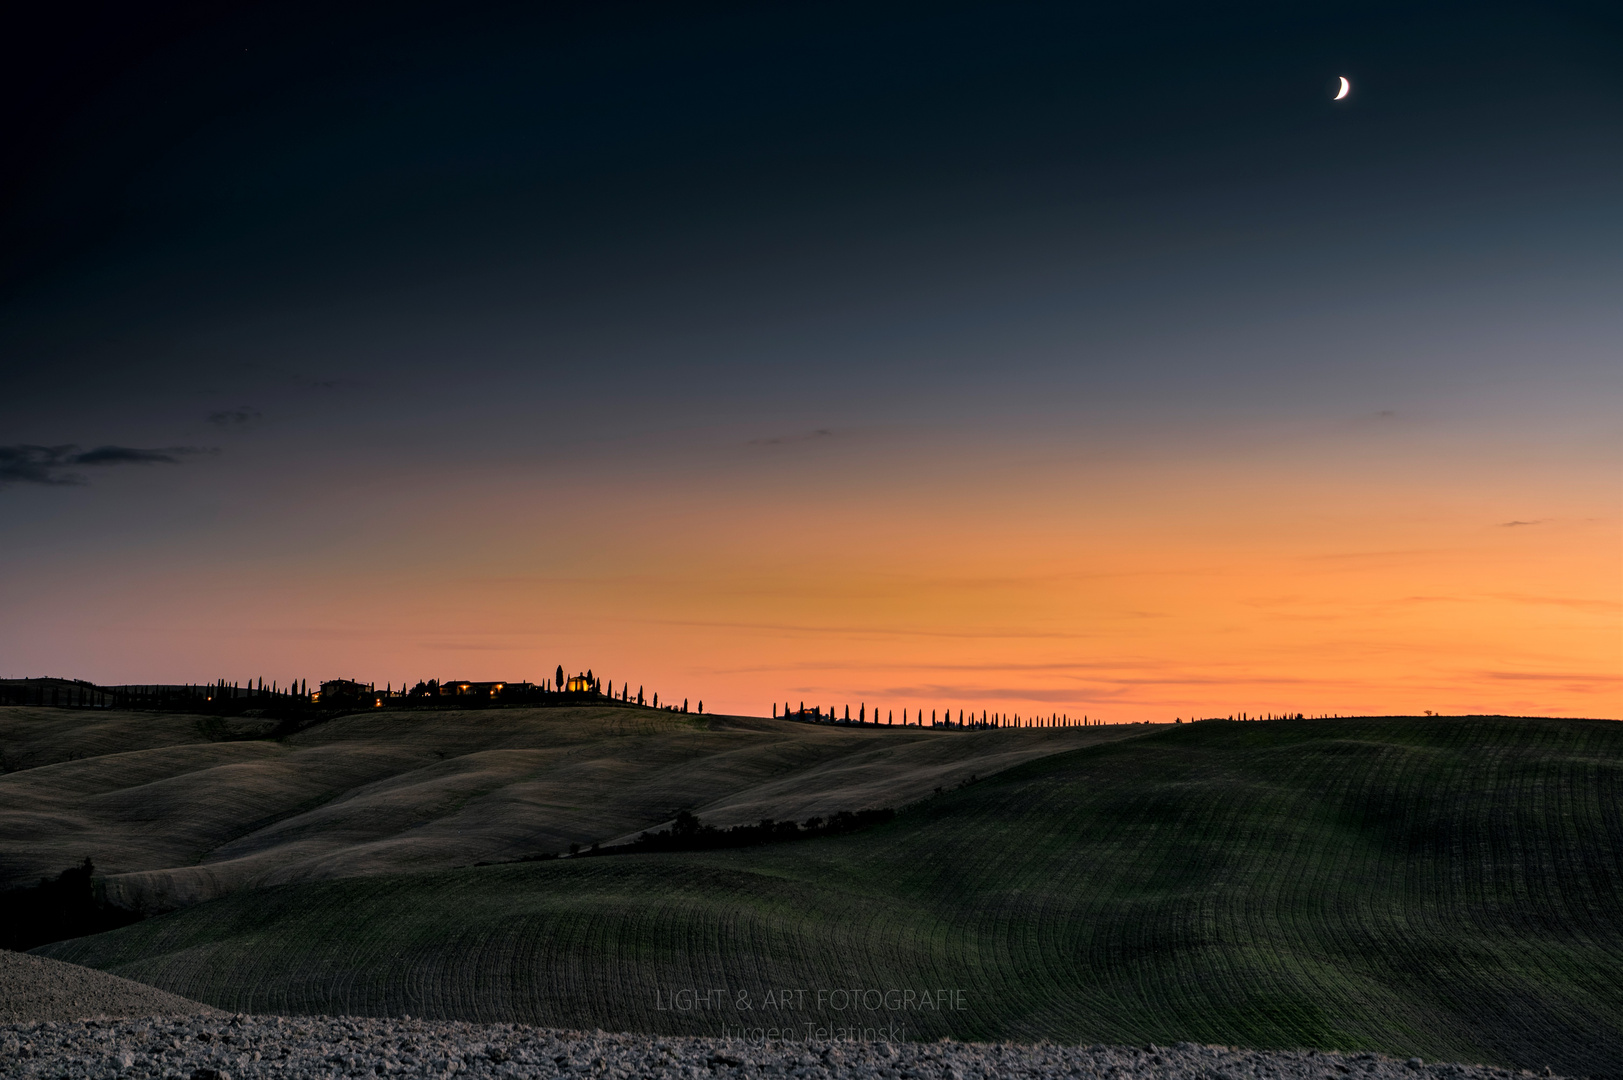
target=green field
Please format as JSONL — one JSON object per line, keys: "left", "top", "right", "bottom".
{"left": 40, "top": 716, "right": 1623, "bottom": 1077}
{"left": 0, "top": 705, "right": 1123, "bottom": 912}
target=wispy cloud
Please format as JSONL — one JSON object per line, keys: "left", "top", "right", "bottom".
{"left": 0, "top": 444, "right": 212, "bottom": 488}
{"left": 1499, "top": 519, "right": 1543, "bottom": 528}
{"left": 208, "top": 406, "right": 261, "bottom": 426}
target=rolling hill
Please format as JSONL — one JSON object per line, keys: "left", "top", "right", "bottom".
{"left": 0, "top": 704, "right": 1128, "bottom": 911}
{"left": 38, "top": 715, "right": 1623, "bottom": 1077}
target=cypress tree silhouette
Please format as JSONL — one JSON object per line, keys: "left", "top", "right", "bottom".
{"left": 556, "top": 665, "right": 565, "bottom": 691}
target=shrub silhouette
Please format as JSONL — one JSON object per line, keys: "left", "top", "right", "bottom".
{"left": 609, "top": 807, "right": 896, "bottom": 856}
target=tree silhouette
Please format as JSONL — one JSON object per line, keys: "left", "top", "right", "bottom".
{"left": 0, "top": 858, "right": 142, "bottom": 951}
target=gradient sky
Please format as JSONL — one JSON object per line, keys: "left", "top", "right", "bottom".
{"left": 2, "top": 0, "right": 1619, "bottom": 719}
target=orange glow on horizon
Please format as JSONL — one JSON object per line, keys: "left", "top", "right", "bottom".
{"left": 9, "top": 425, "right": 1615, "bottom": 725}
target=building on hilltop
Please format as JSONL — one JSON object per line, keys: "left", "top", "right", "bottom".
{"left": 0, "top": 678, "right": 111, "bottom": 708}
{"left": 441, "top": 680, "right": 537, "bottom": 698}
{"left": 314, "top": 679, "right": 374, "bottom": 703}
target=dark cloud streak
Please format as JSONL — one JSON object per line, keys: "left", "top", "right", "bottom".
{"left": 0, "top": 443, "right": 211, "bottom": 488}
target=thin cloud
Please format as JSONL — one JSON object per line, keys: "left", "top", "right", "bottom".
{"left": 1499, "top": 519, "right": 1543, "bottom": 528}
{"left": 866, "top": 672, "right": 1342, "bottom": 698}
{"left": 0, "top": 443, "right": 211, "bottom": 488}
{"left": 1489, "top": 592, "right": 1622, "bottom": 614}
{"left": 208, "top": 406, "right": 261, "bottom": 425}
{"left": 1348, "top": 408, "right": 1404, "bottom": 431}
{"left": 415, "top": 640, "right": 531, "bottom": 651}
{"left": 748, "top": 428, "right": 836, "bottom": 446}
{"left": 644, "top": 615, "right": 1099, "bottom": 641}
{"left": 1481, "top": 669, "right": 1621, "bottom": 684}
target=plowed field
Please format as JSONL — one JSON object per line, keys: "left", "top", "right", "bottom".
{"left": 0, "top": 705, "right": 1126, "bottom": 911}
{"left": 41, "top": 717, "right": 1623, "bottom": 1078}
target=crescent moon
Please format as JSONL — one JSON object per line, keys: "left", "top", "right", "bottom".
{"left": 1334, "top": 76, "right": 1351, "bottom": 100}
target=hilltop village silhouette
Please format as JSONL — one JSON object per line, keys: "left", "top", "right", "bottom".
{"left": 0, "top": 673, "right": 1326, "bottom": 728}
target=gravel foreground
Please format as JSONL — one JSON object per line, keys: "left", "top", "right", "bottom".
{"left": 0, "top": 1015, "right": 1576, "bottom": 1080}
{"left": 0, "top": 953, "right": 1574, "bottom": 1080}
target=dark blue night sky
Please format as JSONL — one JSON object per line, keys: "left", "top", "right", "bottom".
{"left": 2, "top": 2, "right": 1619, "bottom": 718}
